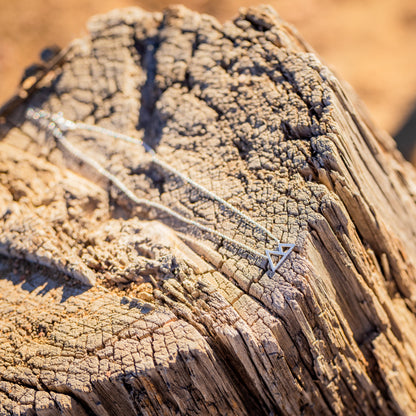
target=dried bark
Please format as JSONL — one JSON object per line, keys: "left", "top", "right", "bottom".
{"left": 1, "top": 5, "right": 416, "bottom": 415}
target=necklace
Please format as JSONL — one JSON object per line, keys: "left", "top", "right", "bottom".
{"left": 26, "top": 108, "right": 294, "bottom": 273}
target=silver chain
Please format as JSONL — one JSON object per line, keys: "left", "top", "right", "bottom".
{"left": 26, "top": 108, "right": 294, "bottom": 272}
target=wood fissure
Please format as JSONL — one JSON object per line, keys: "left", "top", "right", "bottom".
{"left": 1, "top": 5, "right": 416, "bottom": 415}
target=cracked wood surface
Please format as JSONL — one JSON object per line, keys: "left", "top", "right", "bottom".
{"left": 1, "top": 5, "right": 416, "bottom": 415}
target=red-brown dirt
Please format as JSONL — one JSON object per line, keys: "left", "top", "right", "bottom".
{"left": 1, "top": 0, "right": 415, "bottom": 139}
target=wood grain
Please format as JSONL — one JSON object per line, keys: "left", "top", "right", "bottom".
{"left": 1, "top": 6, "right": 416, "bottom": 415}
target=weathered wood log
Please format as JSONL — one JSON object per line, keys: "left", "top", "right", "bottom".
{"left": 1, "top": 5, "right": 416, "bottom": 415}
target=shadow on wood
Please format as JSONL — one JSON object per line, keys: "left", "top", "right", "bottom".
{"left": 395, "top": 99, "right": 416, "bottom": 163}
{"left": 1, "top": 5, "right": 416, "bottom": 415}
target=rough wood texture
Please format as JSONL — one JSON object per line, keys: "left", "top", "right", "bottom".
{"left": 1, "top": 5, "right": 416, "bottom": 415}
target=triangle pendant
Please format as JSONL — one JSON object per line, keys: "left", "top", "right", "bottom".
{"left": 266, "top": 244, "right": 295, "bottom": 273}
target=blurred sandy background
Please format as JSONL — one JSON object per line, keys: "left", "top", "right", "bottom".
{"left": 1, "top": 0, "right": 415, "bottom": 157}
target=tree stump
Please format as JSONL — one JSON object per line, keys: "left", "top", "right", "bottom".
{"left": 1, "top": 6, "right": 416, "bottom": 415}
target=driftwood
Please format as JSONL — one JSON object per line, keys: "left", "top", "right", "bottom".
{"left": 1, "top": 5, "right": 416, "bottom": 415}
